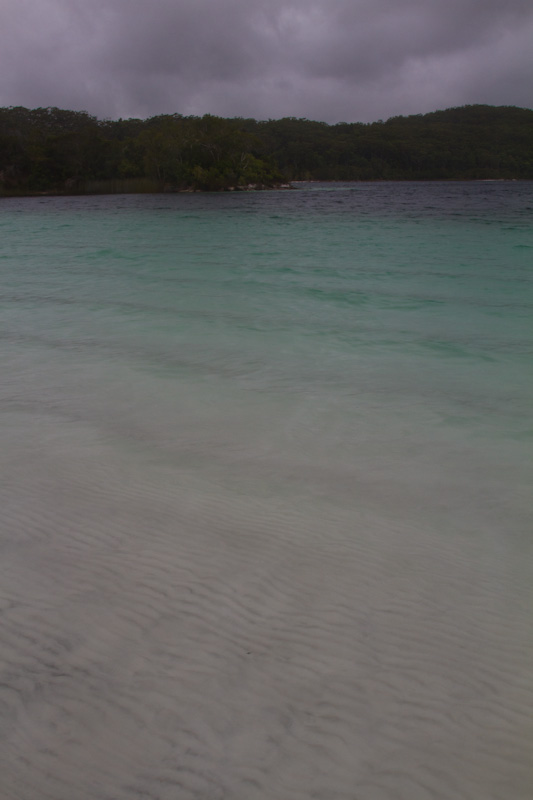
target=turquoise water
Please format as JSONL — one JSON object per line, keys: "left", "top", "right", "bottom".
{"left": 1, "top": 183, "right": 532, "bottom": 799}
{"left": 2, "top": 184, "right": 531, "bottom": 515}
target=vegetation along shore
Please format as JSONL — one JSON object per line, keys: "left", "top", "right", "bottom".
{"left": 1, "top": 104, "right": 532, "bottom": 195}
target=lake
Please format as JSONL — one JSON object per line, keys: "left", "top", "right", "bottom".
{"left": 1, "top": 182, "right": 532, "bottom": 799}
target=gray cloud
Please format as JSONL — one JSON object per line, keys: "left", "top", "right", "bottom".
{"left": 1, "top": 0, "right": 532, "bottom": 122}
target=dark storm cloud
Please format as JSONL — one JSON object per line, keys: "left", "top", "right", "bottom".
{"left": 1, "top": 0, "right": 532, "bottom": 121}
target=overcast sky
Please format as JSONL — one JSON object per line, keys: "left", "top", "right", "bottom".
{"left": 2, "top": 0, "right": 532, "bottom": 123}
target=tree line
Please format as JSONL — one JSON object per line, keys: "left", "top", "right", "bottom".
{"left": 1, "top": 104, "right": 532, "bottom": 194}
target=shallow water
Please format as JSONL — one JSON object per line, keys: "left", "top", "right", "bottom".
{"left": 1, "top": 182, "right": 532, "bottom": 799}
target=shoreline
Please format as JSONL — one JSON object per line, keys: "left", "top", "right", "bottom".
{"left": 1, "top": 177, "right": 528, "bottom": 199}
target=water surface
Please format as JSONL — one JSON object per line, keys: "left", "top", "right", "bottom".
{"left": 1, "top": 182, "right": 532, "bottom": 800}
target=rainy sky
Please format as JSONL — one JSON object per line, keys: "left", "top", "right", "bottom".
{"left": 2, "top": 0, "right": 532, "bottom": 122}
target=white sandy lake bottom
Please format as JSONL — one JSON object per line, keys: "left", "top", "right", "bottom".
{"left": 0, "top": 394, "right": 531, "bottom": 800}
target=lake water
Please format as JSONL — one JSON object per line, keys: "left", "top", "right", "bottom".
{"left": 1, "top": 182, "right": 532, "bottom": 799}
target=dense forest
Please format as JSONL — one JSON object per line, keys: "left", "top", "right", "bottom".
{"left": 1, "top": 104, "right": 532, "bottom": 194}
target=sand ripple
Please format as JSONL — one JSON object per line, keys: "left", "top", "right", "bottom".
{"left": 0, "top": 413, "right": 532, "bottom": 800}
